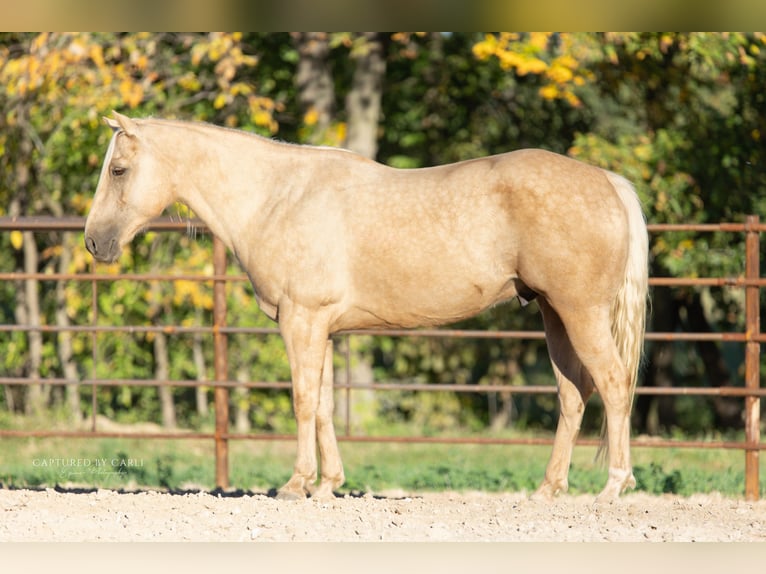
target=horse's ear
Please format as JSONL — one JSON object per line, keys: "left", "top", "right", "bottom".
{"left": 103, "top": 116, "right": 120, "bottom": 132}
{"left": 107, "top": 111, "right": 138, "bottom": 137}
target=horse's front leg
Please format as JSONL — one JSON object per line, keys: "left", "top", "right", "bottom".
{"left": 309, "top": 339, "right": 345, "bottom": 500}
{"left": 275, "top": 303, "right": 336, "bottom": 500}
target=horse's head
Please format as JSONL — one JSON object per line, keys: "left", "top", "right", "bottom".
{"left": 84, "top": 112, "right": 174, "bottom": 263}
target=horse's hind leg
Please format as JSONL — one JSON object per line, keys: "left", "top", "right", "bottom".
{"left": 552, "top": 302, "right": 636, "bottom": 501}
{"left": 533, "top": 299, "right": 595, "bottom": 501}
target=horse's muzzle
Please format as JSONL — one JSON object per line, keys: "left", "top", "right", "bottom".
{"left": 84, "top": 234, "right": 121, "bottom": 263}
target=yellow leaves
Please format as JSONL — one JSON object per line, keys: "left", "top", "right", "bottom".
{"left": 190, "top": 43, "right": 208, "bottom": 67}
{"left": 473, "top": 32, "right": 589, "bottom": 107}
{"left": 474, "top": 33, "right": 548, "bottom": 74}
{"left": 213, "top": 93, "right": 228, "bottom": 110}
{"left": 2, "top": 32, "right": 277, "bottom": 141}
{"left": 539, "top": 85, "right": 559, "bottom": 101}
{"left": 299, "top": 119, "right": 347, "bottom": 148}
{"left": 472, "top": 34, "right": 498, "bottom": 60}
{"left": 507, "top": 53, "right": 548, "bottom": 76}
{"left": 549, "top": 54, "right": 578, "bottom": 81}
{"left": 10, "top": 230, "right": 23, "bottom": 250}
{"left": 119, "top": 79, "right": 144, "bottom": 109}
{"left": 331, "top": 122, "right": 347, "bottom": 145}
{"left": 172, "top": 280, "right": 213, "bottom": 310}
{"left": 304, "top": 107, "right": 320, "bottom": 127}
{"left": 547, "top": 62, "right": 573, "bottom": 84}
{"left": 0, "top": 33, "right": 158, "bottom": 120}
{"left": 178, "top": 72, "right": 201, "bottom": 92}
{"left": 31, "top": 32, "right": 50, "bottom": 52}
{"left": 67, "top": 37, "right": 89, "bottom": 63}
{"left": 655, "top": 189, "right": 670, "bottom": 214}
{"left": 302, "top": 107, "right": 347, "bottom": 146}
{"left": 191, "top": 32, "right": 258, "bottom": 81}
{"left": 89, "top": 43, "right": 105, "bottom": 68}
{"left": 213, "top": 80, "right": 259, "bottom": 113}
{"left": 248, "top": 96, "right": 279, "bottom": 133}
{"left": 633, "top": 142, "right": 653, "bottom": 162}
{"left": 652, "top": 237, "right": 694, "bottom": 264}
{"left": 187, "top": 33, "right": 275, "bottom": 131}
{"left": 529, "top": 32, "right": 549, "bottom": 51}
{"left": 207, "top": 34, "right": 232, "bottom": 62}
{"left": 230, "top": 82, "right": 252, "bottom": 97}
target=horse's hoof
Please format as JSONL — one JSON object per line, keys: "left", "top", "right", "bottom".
{"left": 310, "top": 483, "right": 337, "bottom": 502}
{"left": 595, "top": 469, "right": 635, "bottom": 504}
{"left": 275, "top": 488, "right": 306, "bottom": 501}
{"left": 530, "top": 489, "right": 553, "bottom": 503}
{"left": 531, "top": 479, "right": 566, "bottom": 502}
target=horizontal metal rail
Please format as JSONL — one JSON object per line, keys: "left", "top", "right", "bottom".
{"left": 0, "top": 428, "right": 763, "bottom": 452}
{"left": 3, "top": 375, "right": 766, "bottom": 398}
{"left": 1, "top": 322, "right": 765, "bottom": 344}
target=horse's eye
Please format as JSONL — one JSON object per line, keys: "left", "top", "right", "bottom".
{"left": 111, "top": 166, "right": 126, "bottom": 177}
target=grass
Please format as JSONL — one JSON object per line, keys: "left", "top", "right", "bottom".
{"left": 1, "top": 430, "right": 763, "bottom": 498}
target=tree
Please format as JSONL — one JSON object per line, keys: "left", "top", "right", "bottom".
{"left": 293, "top": 32, "right": 336, "bottom": 145}
{"left": 343, "top": 32, "right": 388, "bottom": 159}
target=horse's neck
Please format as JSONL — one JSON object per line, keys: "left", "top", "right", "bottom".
{"left": 162, "top": 124, "right": 282, "bottom": 253}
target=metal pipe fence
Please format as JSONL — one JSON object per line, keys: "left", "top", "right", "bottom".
{"left": 0, "top": 215, "right": 763, "bottom": 499}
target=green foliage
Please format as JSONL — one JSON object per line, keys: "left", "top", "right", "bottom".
{"left": 2, "top": 435, "right": 763, "bottom": 498}
{"left": 633, "top": 463, "right": 684, "bottom": 495}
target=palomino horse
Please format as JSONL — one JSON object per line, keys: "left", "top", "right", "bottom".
{"left": 85, "top": 112, "right": 648, "bottom": 502}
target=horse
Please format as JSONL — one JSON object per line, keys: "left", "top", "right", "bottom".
{"left": 85, "top": 112, "right": 648, "bottom": 502}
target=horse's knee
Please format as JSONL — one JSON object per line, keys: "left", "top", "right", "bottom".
{"left": 293, "top": 393, "right": 319, "bottom": 421}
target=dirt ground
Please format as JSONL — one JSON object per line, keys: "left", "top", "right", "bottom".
{"left": 1, "top": 486, "right": 765, "bottom": 542}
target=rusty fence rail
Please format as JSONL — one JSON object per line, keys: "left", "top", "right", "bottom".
{"left": 0, "top": 215, "right": 763, "bottom": 499}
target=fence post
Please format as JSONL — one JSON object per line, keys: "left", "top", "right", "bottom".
{"left": 744, "top": 215, "right": 761, "bottom": 501}
{"left": 90, "top": 257, "right": 99, "bottom": 432}
{"left": 213, "top": 236, "right": 230, "bottom": 490}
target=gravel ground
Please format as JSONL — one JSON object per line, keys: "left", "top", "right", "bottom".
{"left": 1, "top": 486, "right": 765, "bottom": 542}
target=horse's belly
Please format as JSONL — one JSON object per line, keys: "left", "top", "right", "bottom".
{"left": 339, "top": 273, "right": 518, "bottom": 330}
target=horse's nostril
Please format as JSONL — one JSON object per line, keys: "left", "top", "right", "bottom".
{"left": 85, "top": 236, "right": 97, "bottom": 256}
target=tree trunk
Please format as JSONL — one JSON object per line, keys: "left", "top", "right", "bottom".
{"left": 10, "top": 194, "right": 46, "bottom": 416}
{"left": 344, "top": 32, "right": 387, "bottom": 159}
{"left": 234, "top": 364, "right": 251, "bottom": 433}
{"left": 55, "top": 232, "right": 83, "bottom": 425}
{"left": 293, "top": 32, "right": 335, "bottom": 145}
{"left": 489, "top": 356, "right": 521, "bottom": 432}
{"left": 193, "top": 308, "right": 209, "bottom": 418}
{"left": 148, "top": 279, "right": 176, "bottom": 429}
{"left": 153, "top": 329, "right": 176, "bottom": 429}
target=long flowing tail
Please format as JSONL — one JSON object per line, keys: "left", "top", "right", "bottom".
{"left": 600, "top": 171, "right": 649, "bottom": 457}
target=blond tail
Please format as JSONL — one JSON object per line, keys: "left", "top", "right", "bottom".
{"left": 598, "top": 172, "right": 649, "bottom": 460}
